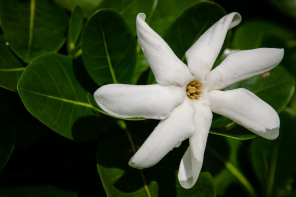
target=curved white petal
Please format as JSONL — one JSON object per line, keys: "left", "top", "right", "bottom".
{"left": 137, "top": 13, "right": 192, "bottom": 86}
{"left": 178, "top": 101, "right": 212, "bottom": 188}
{"left": 129, "top": 100, "right": 195, "bottom": 169}
{"left": 186, "top": 12, "right": 241, "bottom": 81}
{"left": 94, "top": 84, "right": 184, "bottom": 119}
{"left": 207, "top": 89, "right": 279, "bottom": 140}
{"left": 206, "top": 48, "right": 284, "bottom": 90}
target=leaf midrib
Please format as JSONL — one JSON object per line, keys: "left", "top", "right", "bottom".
{"left": 19, "top": 88, "right": 93, "bottom": 109}
{"left": 28, "top": 0, "right": 36, "bottom": 57}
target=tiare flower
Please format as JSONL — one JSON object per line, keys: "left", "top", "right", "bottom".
{"left": 94, "top": 12, "right": 284, "bottom": 188}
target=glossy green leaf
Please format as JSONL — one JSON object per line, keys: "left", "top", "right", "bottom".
{"left": 98, "top": 0, "right": 154, "bottom": 35}
{"left": 67, "top": 6, "right": 84, "bottom": 57}
{"left": 17, "top": 53, "right": 108, "bottom": 141}
{"left": 97, "top": 121, "right": 216, "bottom": 196}
{"left": 250, "top": 110, "right": 296, "bottom": 197}
{"left": 82, "top": 9, "right": 137, "bottom": 85}
{"left": 53, "top": 0, "right": 103, "bottom": 17}
{"left": 1, "top": 0, "right": 68, "bottom": 63}
{"left": 0, "top": 35, "right": 25, "bottom": 91}
{"left": 225, "top": 66, "right": 295, "bottom": 112}
{"left": 164, "top": 1, "right": 227, "bottom": 61}
{"left": 232, "top": 20, "right": 293, "bottom": 49}
{"left": 0, "top": 185, "right": 78, "bottom": 197}
{"left": 148, "top": 0, "right": 202, "bottom": 36}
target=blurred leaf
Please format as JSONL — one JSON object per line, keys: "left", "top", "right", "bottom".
{"left": 130, "top": 53, "right": 150, "bottom": 84}
{"left": 17, "top": 53, "right": 107, "bottom": 141}
{"left": 82, "top": 9, "right": 137, "bottom": 85}
{"left": 0, "top": 124, "right": 15, "bottom": 174}
{"left": 250, "top": 110, "right": 296, "bottom": 197}
{"left": 67, "top": 6, "right": 84, "bottom": 57}
{"left": 98, "top": 0, "right": 154, "bottom": 35}
{"left": 0, "top": 185, "right": 78, "bottom": 197}
{"left": 53, "top": 0, "right": 103, "bottom": 17}
{"left": 1, "top": 0, "right": 68, "bottom": 63}
{"left": 164, "top": 1, "right": 227, "bottom": 61}
{"left": 267, "top": 0, "right": 296, "bottom": 20}
{"left": 226, "top": 66, "right": 295, "bottom": 112}
{"left": 232, "top": 20, "right": 293, "bottom": 49}
{"left": 97, "top": 121, "right": 216, "bottom": 196}
{"left": 0, "top": 35, "right": 25, "bottom": 91}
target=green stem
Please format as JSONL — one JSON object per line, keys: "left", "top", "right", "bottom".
{"left": 208, "top": 147, "right": 259, "bottom": 197}
{"left": 266, "top": 143, "right": 279, "bottom": 197}
{"left": 116, "top": 120, "right": 152, "bottom": 197}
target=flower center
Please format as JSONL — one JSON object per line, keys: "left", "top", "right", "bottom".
{"left": 186, "top": 80, "right": 202, "bottom": 100}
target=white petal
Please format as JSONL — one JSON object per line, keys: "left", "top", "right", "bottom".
{"left": 137, "top": 13, "right": 192, "bottom": 86}
{"left": 186, "top": 12, "right": 241, "bottom": 81}
{"left": 206, "top": 48, "right": 284, "bottom": 90}
{"left": 207, "top": 89, "right": 279, "bottom": 139}
{"left": 129, "top": 100, "right": 195, "bottom": 169}
{"left": 178, "top": 101, "right": 212, "bottom": 188}
{"left": 94, "top": 84, "right": 184, "bottom": 119}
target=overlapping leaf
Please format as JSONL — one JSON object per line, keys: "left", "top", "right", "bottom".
{"left": 82, "top": 10, "right": 137, "bottom": 85}
{"left": 1, "top": 0, "right": 68, "bottom": 62}
{"left": 17, "top": 53, "right": 108, "bottom": 141}
{"left": 97, "top": 121, "right": 216, "bottom": 197}
{"left": 0, "top": 35, "right": 25, "bottom": 91}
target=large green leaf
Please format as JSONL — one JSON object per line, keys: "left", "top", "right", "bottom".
{"left": 225, "top": 66, "right": 295, "bottom": 112}
{"left": 82, "top": 9, "right": 137, "bottom": 85}
{"left": 0, "top": 185, "right": 78, "bottom": 197}
{"left": 0, "top": 35, "right": 25, "bottom": 91}
{"left": 98, "top": 0, "right": 154, "bottom": 35}
{"left": 53, "top": 0, "right": 103, "bottom": 17}
{"left": 17, "top": 53, "right": 108, "bottom": 141}
{"left": 97, "top": 120, "right": 216, "bottom": 196}
{"left": 232, "top": 20, "right": 293, "bottom": 50}
{"left": 1, "top": 0, "right": 68, "bottom": 63}
{"left": 164, "top": 1, "right": 227, "bottom": 61}
{"left": 67, "top": 6, "right": 84, "bottom": 57}
{"left": 250, "top": 110, "right": 296, "bottom": 197}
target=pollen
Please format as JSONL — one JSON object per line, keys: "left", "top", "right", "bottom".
{"left": 186, "top": 80, "right": 202, "bottom": 100}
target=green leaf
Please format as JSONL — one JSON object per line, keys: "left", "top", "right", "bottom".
{"left": 250, "top": 110, "right": 296, "bottom": 197}
{"left": 17, "top": 53, "right": 108, "bottom": 141}
{"left": 0, "top": 35, "right": 25, "bottom": 91}
{"left": 67, "top": 6, "right": 84, "bottom": 57}
{"left": 53, "top": 0, "right": 103, "bottom": 17}
{"left": 98, "top": 0, "right": 154, "bottom": 35}
{"left": 148, "top": 0, "right": 203, "bottom": 36}
{"left": 225, "top": 66, "right": 295, "bottom": 112}
{"left": 232, "top": 20, "right": 293, "bottom": 50}
{"left": 164, "top": 1, "right": 227, "bottom": 61}
{"left": 82, "top": 9, "right": 137, "bottom": 85}
{"left": 1, "top": 0, "right": 69, "bottom": 63}
{"left": 0, "top": 185, "right": 78, "bottom": 197}
{"left": 97, "top": 120, "right": 216, "bottom": 196}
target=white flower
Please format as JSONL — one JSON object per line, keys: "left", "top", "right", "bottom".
{"left": 94, "top": 12, "right": 284, "bottom": 188}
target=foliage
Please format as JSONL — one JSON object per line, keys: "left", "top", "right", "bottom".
{"left": 0, "top": 0, "right": 295, "bottom": 196}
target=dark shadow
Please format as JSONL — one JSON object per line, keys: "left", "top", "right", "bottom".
{"left": 72, "top": 56, "right": 98, "bottom": 94}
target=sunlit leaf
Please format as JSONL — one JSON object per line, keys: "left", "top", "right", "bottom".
{"left": 1, "top": 0, "right": 68, "bottom": 62}
{"left": 82, "top": 9, "right": 137, "bottom": 85}
{"left": 17, "top": 53, "right": 108, "bottom": 141}
{"left": 0, "top": 35, "right": 25, "bottom": 91}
